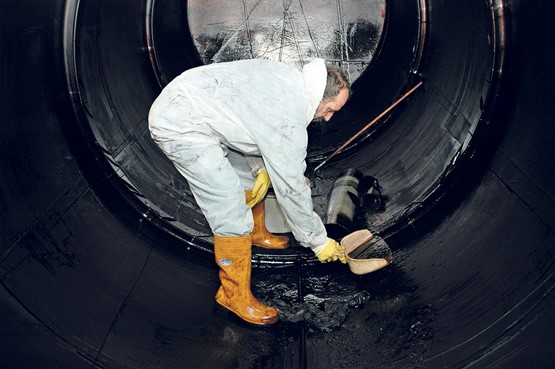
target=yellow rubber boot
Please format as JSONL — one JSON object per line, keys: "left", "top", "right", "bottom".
{"left": 245, "top": 190, "right": 289, "bottom": 249}
{"left": 214, "top": 235, "right": 279, "bottom": 325}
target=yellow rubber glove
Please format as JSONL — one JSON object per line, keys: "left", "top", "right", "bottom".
{"left": 247, "top": 169, "right": 270, "bottom": 208}
{"left": 316, "top": 238, "right": 347, "bottom": 264}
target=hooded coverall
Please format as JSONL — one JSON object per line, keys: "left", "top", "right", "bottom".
{"left": 148, "top": 58, "right": 329, "bottom": 254}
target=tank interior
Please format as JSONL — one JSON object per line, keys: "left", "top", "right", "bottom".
{"left": 1, "top": 0, "right": 554, "bottom": 368}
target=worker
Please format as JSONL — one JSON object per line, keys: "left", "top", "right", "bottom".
{"left": 148, "top": 58, "right": 350, "bottom": 326}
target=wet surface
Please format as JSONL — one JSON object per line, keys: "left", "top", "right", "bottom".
{"left": 251, "top": 250, "right": 436, "bottom": 368}
{"left": 2, "top": 0, "right": 555, "bottom": 368}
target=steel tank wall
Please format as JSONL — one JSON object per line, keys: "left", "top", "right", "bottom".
{"left": 0, "top": 1, "right": 554, "bottom": 369}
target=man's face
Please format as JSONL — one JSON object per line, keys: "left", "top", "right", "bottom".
{"left": 313, "top": 87, "right": 350, "bottom": 122}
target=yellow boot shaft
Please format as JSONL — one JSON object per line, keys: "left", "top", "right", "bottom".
{"left": 214, "top": 234, "right": 278, "bottom": 325}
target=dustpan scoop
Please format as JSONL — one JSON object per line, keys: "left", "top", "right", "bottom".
{"left": 340, "top": 229, "right": 392, "bottom": 275}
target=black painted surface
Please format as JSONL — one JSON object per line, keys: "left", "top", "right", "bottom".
{"left": 1, "top": 1, "right": 554, "bottom": 369}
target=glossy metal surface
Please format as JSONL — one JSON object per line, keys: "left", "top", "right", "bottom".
{"left": 188, "top": 0, "right": 385, "bottom": 82}
{"left": 66, "top": 0, "right": 421, "bottom": 254}
{"left": 323, "top": 168, "right": 365, "bottom": 239}
{"left": 1, "top": 0, "right": 554, "bottom": 368}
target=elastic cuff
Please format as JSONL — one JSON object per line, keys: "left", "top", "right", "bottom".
{"left": 311, "top": 239, "right": 329, "bottom": 256}
{"left": 254, "top": 166, "right": 267, "bottom": 176}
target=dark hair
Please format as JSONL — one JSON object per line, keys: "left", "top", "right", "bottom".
{"left": 322, "top": 66, "right": 351, "bottom": 102}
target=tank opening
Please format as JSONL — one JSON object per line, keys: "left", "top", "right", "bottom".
{"left": 66, "top": 0, "right": 503, "bottom": 266}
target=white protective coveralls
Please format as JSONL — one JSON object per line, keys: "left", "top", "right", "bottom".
{"left": 148, "top": 58, "right": 329, "bottom": 254}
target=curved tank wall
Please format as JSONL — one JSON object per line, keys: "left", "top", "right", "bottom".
{"left": 0, "top": 0, "right": 554, "bottom": 368}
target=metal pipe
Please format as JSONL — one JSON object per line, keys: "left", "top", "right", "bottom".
{"left": 323, "top": 168, "right": 365, "bottom": 239}
{"left": 314, "top": 81, "right": 424, "bottom": 172}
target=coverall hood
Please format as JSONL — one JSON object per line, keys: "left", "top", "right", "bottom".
{"left": 302, "top": 58, "right": 327, "bottom": 124}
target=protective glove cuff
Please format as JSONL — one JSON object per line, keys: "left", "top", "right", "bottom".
{"left": 311, "top": 240, "right": 329, "bottom": 256}
{"left": 314, "top": 238, "right": 347, "bottom": 264}
{"left": 252, "top": 166, "right": 267, "bottom": 177}
{"left": 247, "top": 169, "right": 271, "bottom": 208}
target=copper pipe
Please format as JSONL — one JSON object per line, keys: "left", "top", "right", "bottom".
{"left": 314, "top": 81, "right": 424, "bottom": 172}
